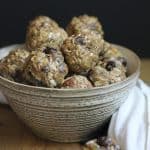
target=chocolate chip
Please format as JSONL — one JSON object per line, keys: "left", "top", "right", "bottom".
{"left": 13, "top": 70, "right": 23, "bottom": 82}
{"left": 97, "top": 136, "right": 113, "bottom": 146}
{"left": 117, "top": 57, "right": 127, "bottom": 67}
{"left": 43, "top": 47, "right": 57, "bottom": 54}
{"left": 105, "top": 61, "right": 116, "bottom": 71}
{"left": 75, "top": 36, "right": 86, "bottom": 45}
{"left": 41, "top": 66, "right": 49, "bottom": 73}
{"left": 99, "top": 50, "right": 105, "bottom": 56}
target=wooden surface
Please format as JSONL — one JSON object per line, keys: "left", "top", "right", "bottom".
{"left": 140, "top": 59, "right": 150, "bottom": 83}
{"left": 0, "top": 59, "right": 150, "bottom": 150}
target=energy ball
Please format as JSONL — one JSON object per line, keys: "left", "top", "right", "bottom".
{"left": 26, "top": 15, "right": 68, "bottom": 50}
{"left": 66, "top": 14, "right": 104, "bottom": 36}
{"left": 61, "top": 34, "right": 104, "bottom": 74}
{"left": 62, "top": 75, "right": 93, "bottom": 88}
{"left": 0, "top": 48, "right": 30, "bottom": 81}
{"left": 23, "top": 48, "right": 68, "bottom": 87}
{"left": 83, "top": 137, "right": 121, "bottom": 150}
{"left": 99, "top": 42, "right": 127, "bottom": 63}
{"left": 89, "top": 58, "right": 127, "bottom": 87}
{"left": 89, "top": 65, "right": 110, "bottom": 87}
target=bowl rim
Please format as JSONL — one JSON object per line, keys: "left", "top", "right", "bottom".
{"left": 0, "top": 43, "right": 141, "bottom": 92}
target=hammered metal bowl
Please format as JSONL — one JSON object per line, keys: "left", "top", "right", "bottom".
{"left": 0, "top": 44, "right": 140, "bottom": 142}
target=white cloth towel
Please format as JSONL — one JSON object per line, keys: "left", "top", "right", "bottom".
{"left": 108, "top": 80, "right": 150, "bottom": 150}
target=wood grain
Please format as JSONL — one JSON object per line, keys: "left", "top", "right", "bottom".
{"left": 0, "top": 59, "right": 149, "bottom": 150}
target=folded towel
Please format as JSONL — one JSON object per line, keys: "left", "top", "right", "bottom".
{"left": 108, "top": 80, "right": 150, "bottom": 150}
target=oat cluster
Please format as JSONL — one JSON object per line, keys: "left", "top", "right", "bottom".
{"left": 0, "top": 15, "right": 127, "bottom": 88}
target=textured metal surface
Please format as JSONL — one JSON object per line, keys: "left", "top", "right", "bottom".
{"left": 0, "top": 44, "right": 140, "bottom": 142}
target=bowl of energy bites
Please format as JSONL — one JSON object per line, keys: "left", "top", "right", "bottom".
{"left": 0, "top": 14, "right": 140, "bottom": 142}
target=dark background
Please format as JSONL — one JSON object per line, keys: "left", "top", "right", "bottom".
{"left": 0, "top": 0, "right": 150, "bottom": 57}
